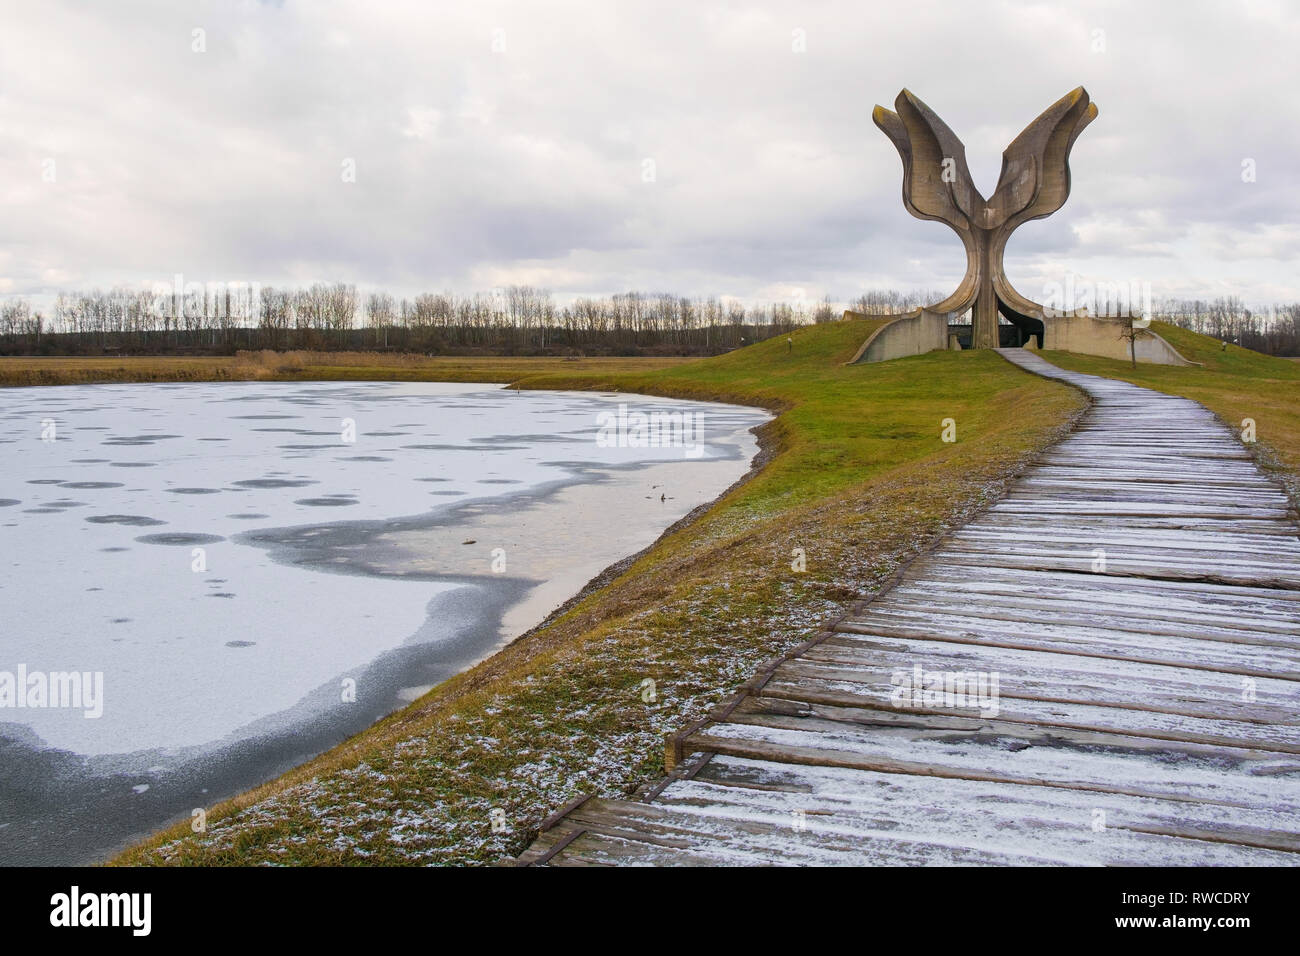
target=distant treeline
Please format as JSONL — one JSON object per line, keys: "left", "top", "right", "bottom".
{"left": 1154, "top": 296, "right": 1300, "bottom": 356}
{"left": 0, "top": 284, "right": 943, "bottom": 357}
{"left": 2, "top": 284, "right": 1297, "bottom": 357}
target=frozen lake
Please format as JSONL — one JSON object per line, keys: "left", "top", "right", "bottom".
{"left": 0, "top": 380, "right": 768, "bottom": 864}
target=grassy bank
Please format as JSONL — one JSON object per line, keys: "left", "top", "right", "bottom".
{"left": 106, "top": 318, "right": 1087, "bottom": 865}
{"left": 1040, "top": 321, "right": 1300, "bottom": 505}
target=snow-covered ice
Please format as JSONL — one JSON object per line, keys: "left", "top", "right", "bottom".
{"left": 0, "top": 380, "right": 768, "bottom": 761}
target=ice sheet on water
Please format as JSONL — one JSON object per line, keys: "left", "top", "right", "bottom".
{"left": 0, "top": 380, "right": 768, "bottom": 758}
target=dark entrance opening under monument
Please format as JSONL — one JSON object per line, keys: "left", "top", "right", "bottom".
{"left": 947, "top": 310, "right": 1044, "bottom": 350}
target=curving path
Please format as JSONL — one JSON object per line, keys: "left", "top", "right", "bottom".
{"left": 517, "top": 350, "right": 1300, "bottom": 866}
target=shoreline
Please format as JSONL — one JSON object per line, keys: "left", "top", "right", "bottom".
{"left": 0, "top": 383, "right": 770, "bottom": 865}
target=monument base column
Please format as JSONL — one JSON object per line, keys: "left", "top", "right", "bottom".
{"left": 971, "top": 239, "right": 1000, "bottom": 349}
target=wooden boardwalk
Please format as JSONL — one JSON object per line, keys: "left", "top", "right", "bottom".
{"left": 516, "top": 350, "right": 1300, "bottom": 866}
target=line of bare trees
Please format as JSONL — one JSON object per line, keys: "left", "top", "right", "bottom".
{"left": 2, "top": 285, "right": 1298, "bottom": 357}
{"left": 1154, "top": 296, "right": 1300, "bottom": 356}
{"left": 0, "top": 284, "right": 827, "bottom": 357}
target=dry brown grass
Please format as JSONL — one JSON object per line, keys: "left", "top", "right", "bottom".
{"left": 0, "top": 352, "right": 692, "bottom": 387}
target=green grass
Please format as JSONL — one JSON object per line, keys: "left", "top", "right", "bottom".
{"left": 1041, "top": 321, "right": 1300, "bottom": 503}
{"left": 512, "top": 318, "right": 1044, "bottom": 510}
{"left": 110, "top": 318, "right": 1089, "bottom": 866}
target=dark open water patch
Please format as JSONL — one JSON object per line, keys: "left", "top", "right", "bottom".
{"left": 401, "top": 443, "right": 528, "bottom": 452}
{"left": 227, "top": 513, "right": 270, "bottom": 520}
{"left": 134, "top": 532, "right": 225, "bottom": 546}
{"left": 86, "top": 515, "right": 167, "bottom": 527}
{"left": 471, "top": 433, "right": 583, "bottom": 444}
{"left": 102, "top": 435, "right": 182, "bottom": 446}
{"left": 61, "top": 481, "right": 124, "bottom": 490}
{"left": 294, "top": 497, "right": 358, "bottom": 507}
{"left": 0, "top": 499, "right": 20, "bottom": 507}
{"left": 168, "top": 488, "right": 222, "bottom": 495}
{"left": 110, "top": 462, "right": 156, "bottom": 468}
{"left": 232, "top": 478, "right": 316, "bottom": 489}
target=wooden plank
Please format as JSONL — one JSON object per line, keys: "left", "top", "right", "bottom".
{"left": 800, "top": 639, "right": 1300, "bottom": 720}
{"left": 847, "top": 603, "right": 1300, "bottom": 654}
{"left": 875, "top": 587, "right": 1300, "bottom": 636}
{"left": 833, "top": 617, "right": 1300, "bottom": 680}
{"left": 951, "top": 527, "right": 1300, "bottom": 558}
{"left": 727, "top": 699, "right": 1297, "bottom": 769}
{"left": 561, "top": 799, "right": 1061, "bottom": 866}
{"left": 675, "top": 755, "right": 1300, "bottom": 858}
{"left": 1028, "top": 467, "right": 1278, "bottom": 487}
{"left": 900, "top": 563, "right": 1300, "bottom": 605}
{"left": 855, "top": 601, "right": 1300, "bottom": 649}
{"left": 683, "top": 718, "right": 1300, "bottom": 809}
{"left": 961, "top": 514, "right": 1298, "bottom": 534}
{"left": 943, "top": 536, "right": 1300, "bottom": 562}
{"left": 747, "top": 682, "right": 1300, "bottom": 755}
{"left": 987, "top": 499, "right": 1293, "bottom": 520}
{"left": 921, "top": 551, "right": 1300, "bottom": 588}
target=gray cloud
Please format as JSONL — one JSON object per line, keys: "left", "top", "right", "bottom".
{"left": 2, "top": 0, "right": 1297, "bottom": 308}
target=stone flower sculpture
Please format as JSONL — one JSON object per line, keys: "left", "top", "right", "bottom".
{"left": 873, "top": 88, "right": 1098, "bottom": 349}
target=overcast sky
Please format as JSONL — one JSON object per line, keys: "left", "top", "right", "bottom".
{"left": 2, "top": 0, "right": 1297, "bottom": 310}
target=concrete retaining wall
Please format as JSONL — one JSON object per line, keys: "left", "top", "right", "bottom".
{"left": 847, "top": 309, "right": 950, "bottom": 364}
{"left": 846, "top": 309, "right": 1195, "bottom": 366}
{"left": 1042, "top": 314, "right": 1194, "bottom": 366}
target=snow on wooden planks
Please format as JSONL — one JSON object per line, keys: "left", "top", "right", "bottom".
{"left": 517, "top": 349, "right": 1300, "bottom": 866}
